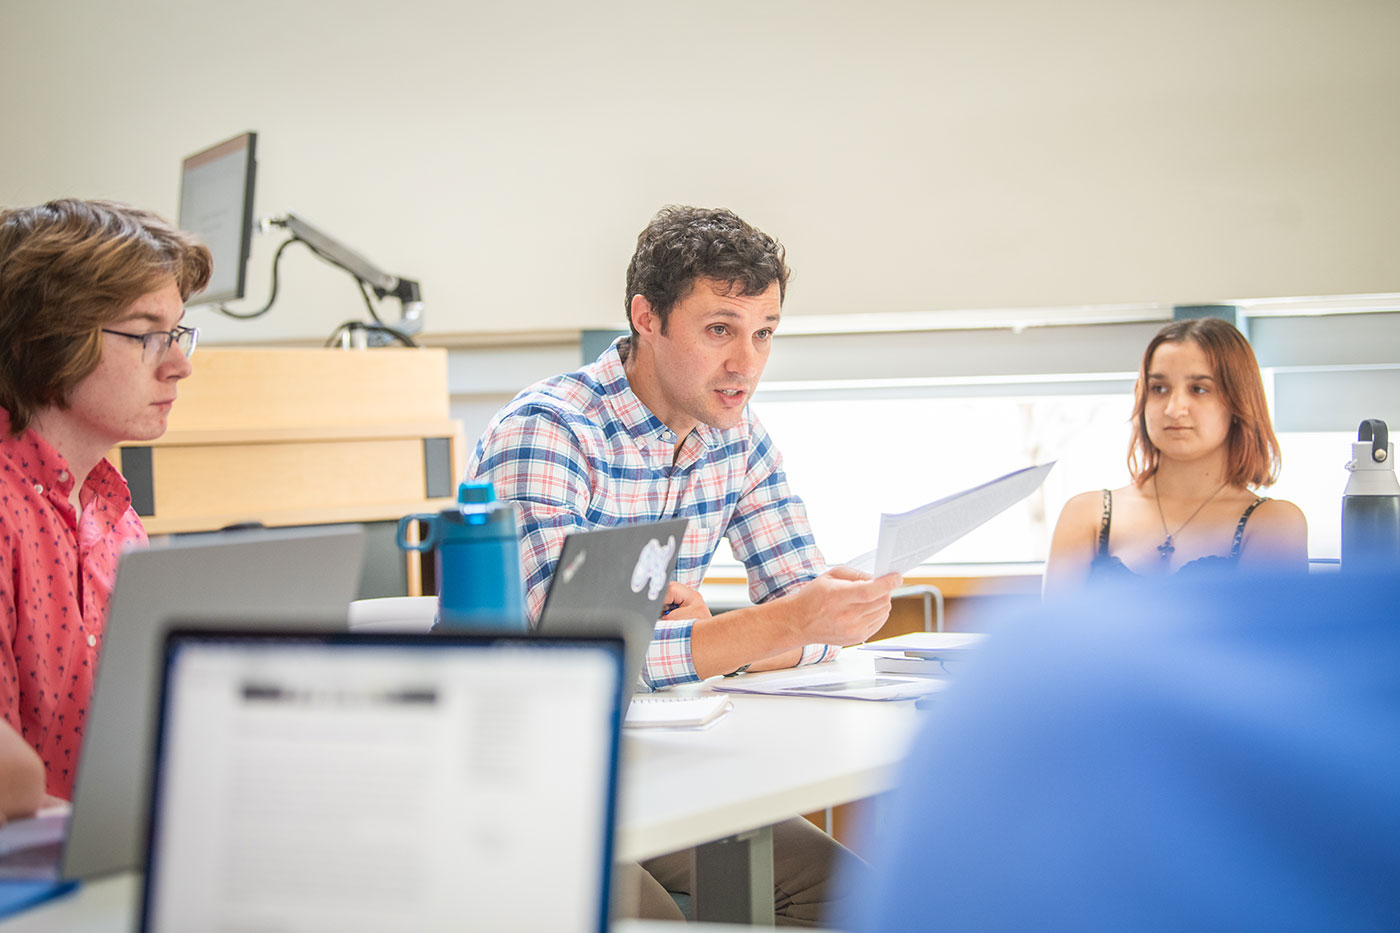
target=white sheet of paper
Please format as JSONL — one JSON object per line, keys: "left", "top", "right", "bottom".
{"left": 858, "top": 632, "right": 989, "bottom": 656}
{"left": 0, "top": 804, "right": 70, "bottom": 859}
{"left": 845, "top": 462, "right": 1055, "bottom": 576}
{"left": 711, "top": 667, "right": 946, "bottom": 701}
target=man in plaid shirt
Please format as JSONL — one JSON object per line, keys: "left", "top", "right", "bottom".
{"left": 467, "top": 205, "right": 895, "bottom": 924}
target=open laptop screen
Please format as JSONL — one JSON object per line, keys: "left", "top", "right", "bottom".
{"left": 141, "top": 630, "right": 624, "bottom": 933}
{"left": 64, "top": 523, "right": 366, "bottom": 881}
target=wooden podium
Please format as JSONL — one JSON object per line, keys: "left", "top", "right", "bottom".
{"left": 115, "top": 347, "right": 464, "bottom": 595}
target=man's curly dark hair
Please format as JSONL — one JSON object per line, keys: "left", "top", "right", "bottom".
{"left": 624, "top": 206, "right": 789, "bottom": 336}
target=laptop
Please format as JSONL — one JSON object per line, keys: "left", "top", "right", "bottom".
{"left": 139, "top": 628, "right": 624, "bottom": 933}
{"left": 534, "top": 519, "right": 687, "bottom": 708}
{"left": 0, "top": 524, "right": 366, "bottom": 883}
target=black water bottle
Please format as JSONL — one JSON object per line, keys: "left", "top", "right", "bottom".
{"left": 1341, "top": 419, "right": 1400, "bottom": 572}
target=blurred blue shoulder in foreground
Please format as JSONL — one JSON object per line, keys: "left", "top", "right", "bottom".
{"left": 845, "top": 571, "right": 1400, "bottom": 933}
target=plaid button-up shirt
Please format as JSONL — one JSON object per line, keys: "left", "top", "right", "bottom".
{"left": 466, "top": 338, "right": 836, "bottom": 688}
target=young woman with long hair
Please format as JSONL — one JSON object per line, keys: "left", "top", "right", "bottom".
{"left": 1043, "top": 318, "right": 1308, "bottom": 598}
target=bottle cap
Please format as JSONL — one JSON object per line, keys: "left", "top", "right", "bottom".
{"left": 458, "top": 481, "right": 497, "bottom": 505}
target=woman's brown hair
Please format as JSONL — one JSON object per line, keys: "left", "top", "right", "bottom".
{"left": 1128, "top": 318, "right": 1282, "bottom": 488}
{"left": 0, "top": 199, "right": 212, "bottom": 436}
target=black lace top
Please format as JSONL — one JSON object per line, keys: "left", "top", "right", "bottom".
{"left": 1088, "top": 489, "right": 1267, "bottom": 581}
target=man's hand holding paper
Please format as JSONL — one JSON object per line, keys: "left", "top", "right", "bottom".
{"left": 783, "top": 566, "right": 901, "bottom": 647}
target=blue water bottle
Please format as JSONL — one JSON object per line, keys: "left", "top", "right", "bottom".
{"left": 397, "top": 481, "right": 527, "bottom": 631}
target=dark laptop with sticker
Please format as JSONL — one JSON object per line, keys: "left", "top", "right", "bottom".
{"left": 535, "top": 519, "right": 688, "bottom": 706}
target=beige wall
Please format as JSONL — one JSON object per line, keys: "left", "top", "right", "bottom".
{"left": 2, "top": 0, "right": 1396, "bottom": 345}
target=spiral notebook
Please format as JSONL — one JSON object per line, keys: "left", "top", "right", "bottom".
{"left": 625, "top": 695, "right": 732, "bottom": 729}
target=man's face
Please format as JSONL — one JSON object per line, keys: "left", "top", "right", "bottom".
{"left": 64, "top": 278, "right": 192, "bottom": 450}
{"left": 631, "top": 277, "right": 781, "bottom": 438}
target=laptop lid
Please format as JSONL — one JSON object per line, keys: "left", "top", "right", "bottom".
{"left": 60, "top": 524, "right": 366, "bottom": 881}
{"left": 140, "top": 628, "right": 624, "bottom": 933}
{"left": 535, "top": 519, "right": 687, "bottom": 706}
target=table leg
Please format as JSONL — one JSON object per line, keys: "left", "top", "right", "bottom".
{"left": 692, "top": 825, "right": 775, "bottom": 925}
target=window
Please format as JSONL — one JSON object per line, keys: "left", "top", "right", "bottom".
{"left": 448, "top": 303, "right": 1399, "bottom": 574}
{"left": 742, "top": 384, "right": 1132, "bottom": 570}
{"left": 715, "top": 366, "right": 1378, "bottom": 573}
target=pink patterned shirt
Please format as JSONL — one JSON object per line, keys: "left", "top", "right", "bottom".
{"left": 0, "top": 409, "right": 146, "bottom": 799}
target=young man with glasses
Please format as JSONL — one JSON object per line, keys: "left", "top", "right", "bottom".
{"left": 0, "top": 199, "right": 211, "bottom": 801}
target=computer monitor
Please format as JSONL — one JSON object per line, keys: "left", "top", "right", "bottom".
{"left": 178, "top": 131, "right": 257, "bottom": 305}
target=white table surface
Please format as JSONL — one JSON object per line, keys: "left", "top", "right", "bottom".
{"left": 2, "top": 652, "right": 920, "bottom": 929}
{"left": 0, "top": 872, "right": 792, "bottom": 931}
{"left": 616, "top": 650, "right": 923, "bottom": 861}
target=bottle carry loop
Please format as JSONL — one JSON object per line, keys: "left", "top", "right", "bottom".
{"left": 1359, "top": 419, "right": 1389, "bottom": 463}
{"left": 397, "top": 513, "right": 439, "bottom": 552}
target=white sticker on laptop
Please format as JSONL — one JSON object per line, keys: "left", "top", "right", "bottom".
{"left": 631, "top": 536, "right": 677, "bottom": 600}
{"left": 561, "top": 549, "right": 587, "bottom": 583}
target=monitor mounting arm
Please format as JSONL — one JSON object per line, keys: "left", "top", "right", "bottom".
{"left": 271, "top": 212, "right": 423, "bottom": 335}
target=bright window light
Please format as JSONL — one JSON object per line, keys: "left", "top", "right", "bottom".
{"left": 712, "top": 391, "right": 1349, "bottom": 574}
{"left": 722, "top": 390, "right": 1133, "bottom": 570}
{"left": 1272, "top": 432, "right": 1349, "bottom": 560}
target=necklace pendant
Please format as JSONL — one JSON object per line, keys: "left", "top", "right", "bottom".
{"left": 1158, "top": 537, "right": 1175, "bottom": 560}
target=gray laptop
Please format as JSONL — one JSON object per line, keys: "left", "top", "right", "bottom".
{"left": 28, "top": 524, "right": 366, "bottom": 881}
{"left": 140, "top": 628, "right": 624, "bottom": 933}
{"left": 535, "top": 519, "right": 687, "bottom": 706}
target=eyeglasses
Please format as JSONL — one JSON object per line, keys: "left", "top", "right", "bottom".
{"left": 100, "top": 325, "right": 199, "bottom": 365}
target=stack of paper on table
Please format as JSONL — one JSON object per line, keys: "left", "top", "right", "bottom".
{"left": 625, "top": 695, "right": 733, "bottom": 729}
{"left": 860, "top": 632, "right": 988, "bottom": 676}
{"left": 711, "top": 667, "right": 946, "bottom": 701}
{"left": 0, "top": 804, "right": 78, "bottom": 917}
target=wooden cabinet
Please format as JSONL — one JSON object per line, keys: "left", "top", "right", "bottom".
{"left": 113, "top": 347, "right": 464, "bottom": 595}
